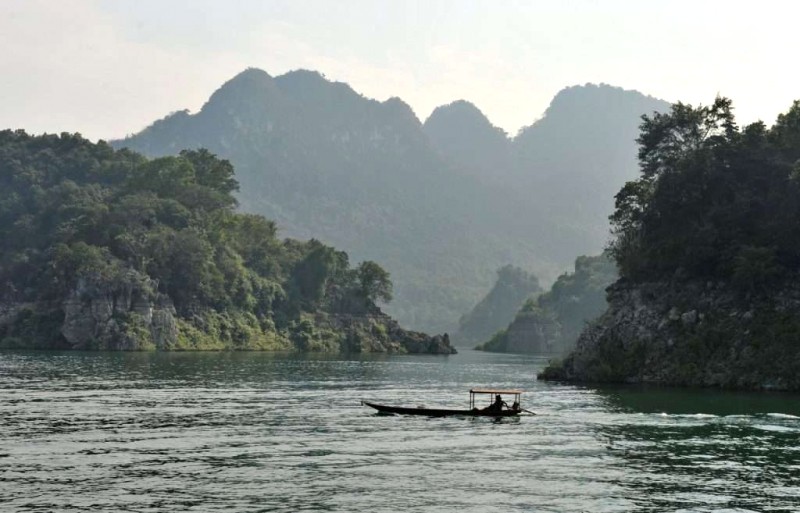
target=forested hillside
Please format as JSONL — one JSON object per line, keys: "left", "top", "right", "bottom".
{"left": 116, "top": 68, "right": 670, "bottom": 333}
{"left": 541, "top": 99, "right": 800, "bottom": 390}
{"left": 453, "top": 265, "right": 541, "bottom": 346}
{"left": 0, "top": 130, "right": 454, "bottom": 353}
{"left": 478, "top": 254, "right": 616, "bottom": 353}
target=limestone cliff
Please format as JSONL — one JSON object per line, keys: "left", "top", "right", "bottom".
{"left": 539, "top": 280, "right": 800, "bottom": 391}
{"left": 502, "top": 309, "right": 563, "bottom": 353}
{"left": 59, "top": 272, "right": 177, "bottom": 350}
{"left": 0, "top": 274, "right": 455, "bottom": 354}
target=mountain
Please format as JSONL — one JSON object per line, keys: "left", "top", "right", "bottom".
{"left": 0, "top": 130, "right": 455, "bottom": 353}
{"left": 511, "top": 84, "right": 671, "bottom": 256}
{"left": 424, "top": 85, "right": 671, "bottom": 262}
{"left": 114, "top": 69, "right": 542, "bottom": 333}
{"left": 423, "top": 100, "right": 511, "bottom": 182}
{"left": 453, "top": 265, "right": 541, "bottom": 346}
{"left": 114, "top": 69, "right": 669, "bottom": 333}
{"left": 477, "top": 254, "right": 616, "bottom": 353}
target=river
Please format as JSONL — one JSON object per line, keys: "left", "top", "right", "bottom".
{"left": 1, "top": 350, "right": 798, "bottom": 512}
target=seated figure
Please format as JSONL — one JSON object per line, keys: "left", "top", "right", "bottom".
{"left": 484, "top": 394, "right": 507, "bottom": 412}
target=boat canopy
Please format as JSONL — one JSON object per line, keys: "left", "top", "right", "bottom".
{"left": 469, "top": 388, "right": 523, "bottom": 409}
{"left": 469, "top": 388, "right": 524, "bottom": 395}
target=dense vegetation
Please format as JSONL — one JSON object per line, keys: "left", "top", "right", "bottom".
{"left": 540, "top": 99, "right": 800, "bottom": 390}
{"left": 477, "top": 254, "right": 616, "bottom": 353}
{"left": 453, "top": 265, "right": 540, "bottom": 345}
{"left": 116, "top": 68, "right": 669, "bottom": 333}
{"left": 610, "top": 97, "right": 800, "bottom": 287}
{"left": 0, "top": 130, "right": 401, "bottom": 351}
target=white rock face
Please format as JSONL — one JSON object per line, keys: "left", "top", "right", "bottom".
{"left": 59, "top": 273, "right": 178, "bottom": 350}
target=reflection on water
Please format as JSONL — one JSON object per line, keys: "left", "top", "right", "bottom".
{"left": 1, "top": 350, "right": 798, "bottom": 512}
{"left": 598, "top": 384, "right": 800, "bottom": 416}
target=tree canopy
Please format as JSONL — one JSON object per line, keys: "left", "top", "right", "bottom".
{"left": 0, "top": 130, "right": 393, "bottom": 348}
{"left": 609, "top": 98, "right": 800, "bottom": 290}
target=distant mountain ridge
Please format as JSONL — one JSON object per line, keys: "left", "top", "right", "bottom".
{"left": 512, "top": 84, "right": 670, "bottom": 244}
{"left": 425, "top": 84, "right": 671, "bottom": 258}
{"left": 423, "top": 100, "right": 511, "bottom": 182}
{"left": 114, "top": 68, "right": 670, "bottom": 333}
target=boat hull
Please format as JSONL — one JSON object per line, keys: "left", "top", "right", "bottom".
{"left": 362, "top": 401, "right": 520, "bottom": 417}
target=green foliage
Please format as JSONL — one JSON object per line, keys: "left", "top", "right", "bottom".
{"left": 116, "top": 312, "right": 157, "bottom": 351}
{"left": 172, "top": 311, "right": 291, "bottom": 351}
{"left": 0, "top": 130, "right": 393, "bottom": 350}
{"left": 356, "top": 260, "right": 393, "bottom": 303}
{"left": 551, "top": 99, "right": 800, "bottom": 389}
{"left": 610, "top": 98, "right": 800, "bottom": 286}
{"left": 0, "top": 306, "right": 65, "bottom": 350}
{"left": 731, "top": 246, "right": 782, "bottom": 294}
{"left": 289, "top": 316, "right": 343, "bottom": 352}
{"left": 290, "top": 242, "right": 343, "bottom": 306}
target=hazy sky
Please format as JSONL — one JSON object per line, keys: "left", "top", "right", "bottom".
{"left": 3, "top": 0, "right": 799, "bottom": 141}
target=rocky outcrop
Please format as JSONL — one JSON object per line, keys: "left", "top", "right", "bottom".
{"left": 504, "top": 310, "right": 562, "bottom": 353}
{"left": 60, "top": 272, "right": 178, "bottom": 350}
{"left": 539, "top": 279, "right": 800, "bottom": 391}
{"left": 1, "top": 274, "right": 454, "bottom": 354}
{"left": 387, "top": 327, "right": 454, "bottom": 354}
{"left": 313, "top": 312, "right": 456, "bottom": 354}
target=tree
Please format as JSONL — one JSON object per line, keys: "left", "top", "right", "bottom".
{"left": 290, "top": 242, "right": 339, "bottom": 305}
{"left": 609, "top": 97, "right": 800, "bottom": 284}
{"left": 356, "top": 261, "right": 393, "bottom": 303}
{"left": 179, "top": 149, "right": 239, "bottom": 196}
{"left": 635, "top": 96, "right": 736, "bottom": 180}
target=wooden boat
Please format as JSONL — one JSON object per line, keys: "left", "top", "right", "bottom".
{"left": 362, "top": 388, "right": 526, "bottom": 417}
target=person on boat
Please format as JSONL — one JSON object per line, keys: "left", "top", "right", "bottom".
{"left": 486, "top": 394, "right": 508, "bottom": 412}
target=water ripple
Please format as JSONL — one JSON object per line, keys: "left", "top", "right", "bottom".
{"left": 1, "top": 350, "right": 799, "bottom": 512}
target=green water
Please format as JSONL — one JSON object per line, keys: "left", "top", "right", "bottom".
{"left": 1, "top": 350, "right": 798, "bottom": 512}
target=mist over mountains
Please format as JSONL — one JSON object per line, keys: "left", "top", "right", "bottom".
{"left": 114, "top": 68, "right": 669, "bottom": 334}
